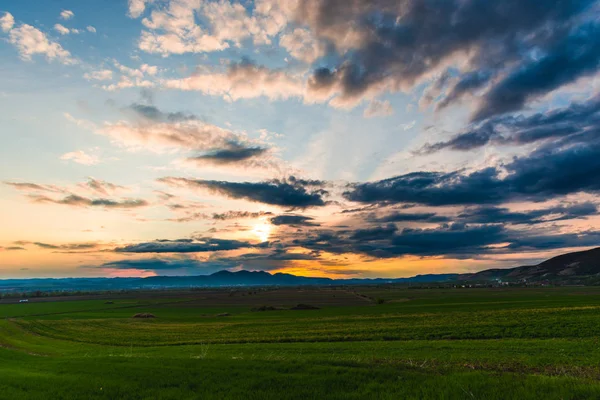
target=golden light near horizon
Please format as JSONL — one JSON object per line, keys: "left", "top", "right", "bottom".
{"left": 251, "top": 221, "right": 272, "bottom": 242}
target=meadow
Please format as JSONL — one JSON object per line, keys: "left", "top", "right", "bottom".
{"left": 2, "top": 286, "right": 600, "bottom": 399}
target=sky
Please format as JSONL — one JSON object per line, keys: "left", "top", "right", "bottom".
{"left": 1, "top": 0, "right": 600, "bottom": 279}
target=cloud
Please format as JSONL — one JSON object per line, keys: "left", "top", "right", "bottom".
{"left": 458, "top": 203, "right": 599, "bottom": 225}
{"left": 363, "top": 100, "right": 394, "bottom": 118}
{"left": 32, "top": 242, "right": 98, "bottom": 250}
{"left": 118, "top": 0, "right": 600, "bottom": 117}
{"left": 115, "top": 62, "right": 158, "bottom": 78}
{"left": 102, "top": 104, "right": 288, "bottom": 172}
{"left": 299, "top": 0, "right": 594, "bottom": 109}
{"left": 126, "top": 103, "right": 197, "bottom": 122}
{"left": 166, "top": 209, "right": 273, "bottom": 223}
{"left": 84, "top": 70, "right": 113, "bottom": 81}
{"left": 80, "top": 178, "right": 126, "bottom": 196}
{"left": 159, "top": 176, "right": 329, "bottom": 208}
{"left": 270, "top": 214, "right": 319, "bottom": 226}
{"left": 162, "top": 59, "right": 305, "bottom": 101}
{"left": 86, "top": 26, "right": 96, "bottom": 33}
{"left": 6, "top": 22, "right": 75, "bottom": 64}
{"left": 98, "top": 62, "right": 158, "bottom": 91}
{"left": 29, "top": 194, "right": 148, "bottom": 209}
{"left": 99, "top": 106, "right": 272, "bottom": 161}
{"left": 60, "top": 150, "right": 100, "bottom": 165}
{"left": 367, "top": 211, "right": 450, "bottom": 224}
{"left": 99, "top": 258, "right": 205, "bottom": 272}
{"left": 0, "top": 12, "right": 14, "bottom": 32}
{"left": 54, "top": 24, "right": 70, "bottom": 35}
{"left": 115, "top": 238, "right": 255, "bottom": 253}
{"left": 128, "top": 0, "right": 151, "bottom": 18}
{"left": 346, "top": 135, "right": 600, "bottom": 206}
{"left": 421, "top": 95, "right": 600, "bottom": 153}
{"left": 0, "top": 246, "right": 25, "bottom": 251}
{"left": 292, "top": 220, "right": 600, "bottom": 259}
{"left": 437, "top": 70, "right": 493, "bottom": 110}
{"left": 472, "top": 23, "right": 600, "bottom": 121}
{"left": 136, "top": 0, "right": 292, "bottom": 55}
{"left": 4, "top": 182, "right": 64, "bottom": 193}
{"left": 209, "top": 249, "right": 320, "bottom": 271}
{"left": 5, "top": 178, "right": 147, "bottom": 210}
{"left": 60, "top": 10, "right": 74, "bottom": 20}
{"left": 212, "top": 211, "right": 273, "bottom": 220}
{"left": 280, "top": 28, "right": 324, "bottom": 63}
{"left": 400, "top": 121, "right": 416, "bottom": 131}
{"left": 188, "top": 144, "right": 269, "bottom": 165}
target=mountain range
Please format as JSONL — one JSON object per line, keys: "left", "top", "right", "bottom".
{"left": 2, "top": 247, "right": 600, "bottom": 292}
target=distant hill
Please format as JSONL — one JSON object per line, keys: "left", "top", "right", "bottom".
{"left": 2, "top": 247, "right": 600, "bottom": 293}
{"left": 0, "top": 270, "right": 458, "bottom": 293}
{"left": 462, "top": 247, "right": 600, "bottom": 282}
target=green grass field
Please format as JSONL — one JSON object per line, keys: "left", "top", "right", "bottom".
{"left": 2, "top": 286, "right": 600, "bottom": 399}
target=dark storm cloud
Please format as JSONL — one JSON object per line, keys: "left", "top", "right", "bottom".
{"left": 368, "top": 211, "right": 450, "bottom": 223}
{"left": 159, "top": 176, "right": 329, "bottom": 208}
{"left": 437, "top": 70, "right": 493, "bottom": 110}
{"left": 29, "top": 194, "right": 148, "bottom": 209}
{"left": 301, "top": 0, "right": 594, "bottom": 111}
{"left": 346, "top": 136, "right": 600, "bottom": 206}
{"left": 270, "top": 214, "right": 320, "bottom": 226}
{"left": 422, "top": 95, "right": 600, "bottom": 153}
{"left": 115, "top": 238, "right": 255, "bottom": 253}
{"left": 291, "top": 223, "right": 505, "bottom": 258}
{"left": 344, "top": 169, "right": 504, "bottom": 206}
{"left": 350, "top": 224, "right": 398, "bottom": 241}
{"left": 208, "top": 249, "right": 321, "bottom": 271}
{"left": 100, "top": 258, "right": 204, "bottom": 270}
{"left": 188, "top": 144, "right": 269, "bottom": 165}
{"left": 290, "top": 222, "right": 600, "bottom": 259}
{"left": 472, "top": 23, "right": 600, "bottom": 121}
{"left": 458, "top": 203, "right": 598, "bottom": 225}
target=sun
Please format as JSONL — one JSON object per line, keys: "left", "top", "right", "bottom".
{"left": 251, "top": 221, "right": 272, "bottom": 242}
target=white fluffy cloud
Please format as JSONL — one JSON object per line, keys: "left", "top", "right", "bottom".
{"left": 136, "top": 0, "right": 295, "bottom": 55}
{"left": 60, "top": 151, "right": 100, "bottom": 166}
{"left": 60, "top": 10, "right": 74, "bottom": 20}
{"left": 99, "top": 62, "right": 158, "bottom": 91}
{"left": 280, "top": 28, "right": 323, "bottom": 63}
{"left": 84, "top": 69, "right": 114, "bottom": 81}
{"left": 128, "top": 0, "right": 152, "bottom": 18}
{"left": 8, "top": 23, "right": 75, "bottom": 64}
{"left": 86, "top": 26, "right": 96, "bottom": 33}
{"left": 54, "top": 24, "right": 70, "bottom": 35}
{"left": 0, "top": 12, "right": 14, "bottom": 32}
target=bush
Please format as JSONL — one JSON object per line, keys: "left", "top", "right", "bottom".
{"left": 291, "top": 304, "right": 320, "bottom": 310}
{"left": 251, "top": 306, "right": 278, "bottom": 312}
{"left": 132, "top": 313, "right": 156, "bottom": 318}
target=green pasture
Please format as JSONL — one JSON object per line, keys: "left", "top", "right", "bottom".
{"left": 2, "top": 286, "right": 600, "bottom": 399}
